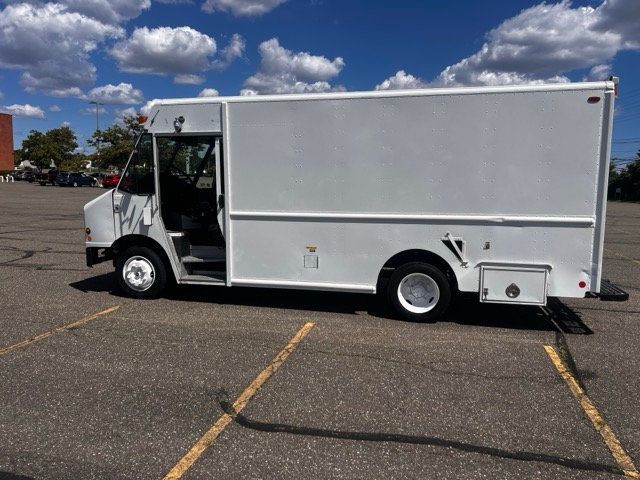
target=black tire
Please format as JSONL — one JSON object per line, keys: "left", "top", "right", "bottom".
{"left": 116, "top": 246, "right": 167, "bottom": 299}
{"left": 387, "top": 262, "right": 452, "bottom": 322}
{"left": 39, "top": 182, "right": 46, "bottom": 186}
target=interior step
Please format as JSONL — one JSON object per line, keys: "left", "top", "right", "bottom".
{"left": 597, "top": 279, "right": 629, "bottom": 302}
{"left": 167, "top": 231, "right": 185, "bottom": 237}
{"left": 182, "top": 255, "right": 225, "bottom": 264}
{"left": 190, "top": 245, "right": 225, "bottom": 260}
{"left": 180, "top": 272, "right": 226, "bottom": 285}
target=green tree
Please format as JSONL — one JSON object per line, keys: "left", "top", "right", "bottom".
{"left": 13, "top": 149, "right": 22, "bottom": 167}
{"left": 59, "top": 153, "right": 89, "bottom": 171}
{"left": 87, "top": 116, "right": 143, "bottom": 169}
{"left": 20, "top": 126, "right": 77, "bottom": 169}
{"left": 611, "top": 150, "right": 640, "bottom": 201}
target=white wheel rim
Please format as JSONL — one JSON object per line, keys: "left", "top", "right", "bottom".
{"left": 123, "top": 256, "right": 155, "bottom": 292}
{"left": 397, "top": 273, "right": 440, "bottom": 314}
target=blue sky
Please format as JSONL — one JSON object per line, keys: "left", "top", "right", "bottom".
{"left": 0, "top": 0, "right": 639, "bottom": 159}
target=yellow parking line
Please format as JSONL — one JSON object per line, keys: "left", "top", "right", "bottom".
{"left": 0, "top": 305, "right": 121, "bottom": 357}
{"left": 163, "top": 321, "right": 315, "bottom": 480}
{"left": 544, "top": 345, "right": 639, "bottom": 479}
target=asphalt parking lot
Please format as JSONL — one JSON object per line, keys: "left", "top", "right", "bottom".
{"left": 0, "top": 182, "right": 638, "bottom": 480}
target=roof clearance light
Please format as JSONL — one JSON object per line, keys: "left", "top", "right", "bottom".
{"left": 587, "top": 96, "right": 601, "bottom": 104}
{"left": 137, "top": 115, "right": 148, "bottom": 124}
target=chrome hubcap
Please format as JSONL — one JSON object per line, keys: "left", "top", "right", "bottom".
{"left": 398, "top": 273, "right": 440, "bottom": 314}
{"left": 123, "top": 256, "right": 155, "bottom": 292}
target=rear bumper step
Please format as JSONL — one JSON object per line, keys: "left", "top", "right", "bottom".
{"left": 594, "top": 280, "right": 629, "bottom": 302}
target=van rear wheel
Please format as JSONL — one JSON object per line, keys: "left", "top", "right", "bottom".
{"left": 116, "top": 246, "right": 167, "bottom": 299}
{"left": 387, "top": 262, "right": 452, "bottom": 322}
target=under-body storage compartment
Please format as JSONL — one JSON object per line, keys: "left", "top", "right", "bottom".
{"left": 480, "top": 265, "right": 549, "bottom": 305}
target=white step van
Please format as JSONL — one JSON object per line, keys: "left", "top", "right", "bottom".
{"left": 83, "top": 79, "right": 620, "bottom": 321}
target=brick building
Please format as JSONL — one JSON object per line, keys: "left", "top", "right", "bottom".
{"left": 0, "top": 113, "right": 14, "bottom": 172}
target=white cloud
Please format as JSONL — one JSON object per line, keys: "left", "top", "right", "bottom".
{"left": 198, "top": 88, "right": 219, "bottom": 97}
{"left": 431, "top": 0, "right": 639, "bottom": 87}
{"left": 202, "top": 0, "right": 286, "bottom": 16}
{"left": 376, "top": 0, "right": 638, "bottom": 90}
{"left": 141, "top": 99, "right": 160, "bottom": 115}
{"left": 174, "top": 74, "right": 206, "bottom": 85}
{"left": 0, "top": 3, "right": 122, "bottom": 96}
{"left": 109, "top": 26, "right": 217, "bottom": 83}
{"left": 61, "top": 121, "right": 71, "bottom": 127}
{"left": 114, "top": 106, "right": 138, "bottom": 125}
{"left": 57, "top": 0, "right": 150, "bottom": 25}
{"left": 375, "top": 70, "right": 428, "bottom": 91}
{"left": 49, "top": 105, "right": 62, "bottom": 112}
{"left": 86, "top": 83, "right": 144, "bottom": 104}
{"left": 4, "top": 0, "right": 150, "bottom": 25}
{"left": 242, "top": 38, "right": 345, "bottom": 95}
{"left": 594, "top": 0, "right": 640, "bottom": 49}
{"left": 212, "top": 33, "right": 245, "bottom": 69}
{"left": 584, "top": 64, "right": 612, "bottom": 81}
{"left": 116, "top": 106, "right": 137, "bottom": 117}
{"left": 1, "top": 103, "right": 45, "bottom": 118}
{"left": 80, "top": 105, "right": 107, "bottom": 115}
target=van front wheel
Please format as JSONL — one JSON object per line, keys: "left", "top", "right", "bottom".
{"left": 387, "top": 262, "right": 452, "bottom": 322}
{"left": 116, "top": 246, "right": 167, "bottom": 299}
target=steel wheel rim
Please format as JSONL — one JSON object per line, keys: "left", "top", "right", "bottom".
{"left": 397, "top": 273, "right": 440, "bottom": 314}
{"left": 123, "top": 256, "right": 155, "bottom": 292}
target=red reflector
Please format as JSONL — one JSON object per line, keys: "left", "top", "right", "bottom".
{"left": 137, "top": 115, "right": 148, "bottom": 124}
{"left": 587, "top": 96, "right": 601, "bottom": 104}
{"left": 579, "top": 281, "right": 587, "bottom": 289}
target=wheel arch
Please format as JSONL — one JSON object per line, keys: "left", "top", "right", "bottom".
{"left": 377, "top": 249, "right": 459, "bottom": 292}
{"left": 111, "top": 234, "right": 175, "bottom": 282}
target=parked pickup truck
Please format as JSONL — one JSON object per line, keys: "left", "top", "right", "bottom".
{"left": 36, "top": 169, "right": 59, "bottom": 186}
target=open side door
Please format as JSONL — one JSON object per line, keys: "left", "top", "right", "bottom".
{"left": 113, "top": 133, "right": 158, "bottom": 239}
{"left": 214, "top": 137, "right": 225, "bottom": 240}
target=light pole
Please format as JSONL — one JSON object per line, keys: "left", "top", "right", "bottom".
{"left": 89, "top": 101, "right": 103, "bottom": 131}
{"left": 89, "top": 101, "right": 104, "bottom": 156}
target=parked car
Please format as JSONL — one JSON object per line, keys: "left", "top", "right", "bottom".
{"left": 13, "top": 170, "right": 27, "bottom": 181}
{"left": 101, "top": 174, "right": 121, "bottom": 188}
{"left": 55, "top": 172, "right": 96, "bottom": 187}
{"left": 36, "top": 169, "right": 59, "bottom": 186}
{"left": 23, "top": 171, "right": 36, "bottom": 183}
{"left": 88, "top": 172, "right": 107, "bottom": 187}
